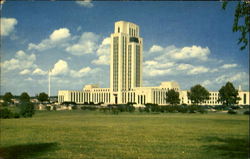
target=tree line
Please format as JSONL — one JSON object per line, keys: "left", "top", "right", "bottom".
{"left": 166, "top": 82, "right": 241, "bottom": 106}
{"left": 0, "top": 92, "right": 49, "bottom": 119}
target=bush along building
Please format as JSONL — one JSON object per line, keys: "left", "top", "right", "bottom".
{"left": 58, "top": 21, "right": 249, "bottom": 106}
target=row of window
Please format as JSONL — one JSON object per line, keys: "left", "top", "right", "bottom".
{"left": 113, "top": 37, "right": 119, "bottom": 92}
{"left": 136, "top": 45, "right": 141, "bottom": 87}
{"left": 122, "top": 36, "right": 127, "bottom": 90}
{"left": 69, "top": 92, "right": 111, "bottom": 104}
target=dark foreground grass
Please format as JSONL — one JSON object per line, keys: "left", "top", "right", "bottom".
{"left": 0, "top": 110, "right": 249, "bottom": 159}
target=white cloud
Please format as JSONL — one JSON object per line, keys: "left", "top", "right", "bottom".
{"left": 1, "top": 50, "right": 36, "bottom": 72}
{"left": 187, "top": 66, "right": 209, "bottom": 75}
{"left": 28, "top": 28, "right": 71, "bottom": 51}
{"left": 49, "top": 28, "right": 71, "bottom": 41}
{"left": 177, "top": 64, "right": 193, "bottom": 70}
{"left": 153, "top": 45, "right": 210, "bottom": 62}
{"left": 221, "top": 63, "right": 238, "bottom": 69}
{"left": 70, "top": 67, "right": 92, "bottom": 78}
{"left": 33, "top": 68, "right": 47, "bottom": 75}
{"left": 0, "top": 18, "right": 18, "bottom": 36}
{"left": 76, "top": 0, "right": 93, "bottom": 8}
{"left": 149, "top": 45, "right": 163, "bottom": 53}
{"left": 25, "top": 77, "right": 33, "bottom": 81}
{"left": 201, "top": 80, "right": 212, "bottom": 87}
{"left": 92, "top": 55, "right": 110, "bottom": 65}
{"left": 92, "top": 37, "right": 110, "bottom": 65}
{"left": 19, "top": 69, "right": 31, "bottom": 75}
{"left": 50, "top": 60, "right": 69, "bottom": 76}
{"left": 202, "top": 72, "right": 249, "bottom": 87}
{"left": 146, "top": 69, "right": 172, "bottom": 77}
{"left": 66, "top": 32, "right": 99, "bottom": 56}
{"left": 169, "top": 45, "right": 210, "bottom": 61}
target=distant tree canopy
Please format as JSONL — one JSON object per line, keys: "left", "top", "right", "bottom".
{"left": 218, "top": 82, "right": 241, "bottom": 106}
{"left": 222, "top": 1, "right": 250, "bottom": 50}
{"left": 19, "top": 92, "right": 30, "bottom": 103}
{"left": 3, "top": 92, "right": 13, "bottom": 104}
{"left": 188, "top": 84, "right": 210, "bottom": 105}
{"left": 37, "top": 92, "right": 49, "bottom": 103}
{"left": 165, "top": 89, "right": 180, "bottom": 105}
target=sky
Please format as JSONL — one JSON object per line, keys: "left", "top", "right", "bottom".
{"left": 1, "top": 0, "right": 249, "bottom": 96}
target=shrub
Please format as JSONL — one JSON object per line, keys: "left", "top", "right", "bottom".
{"left": 0, "top": 108, "right": 13, "bottom": 118}
{"left": 52, "top": 106, "right": 57, "bottom": 111}
{"left": 197, "top": 108, "right": 208, "bottom": 114}
{"left": 177, "top": 106, "right": 188, "bottom": 113}
{"left": 46, "top": 106, "right": 51, "bottom": 111}
{"left": 243, "top": 110, "right": 250, "bottom": 115}
{"left": 20, "top": 102, "right": 35, "bottom": 117}
{"left": 111, "top": 107, "right": 119, "bottom": 115}
{"left": 13, "top": 112, "right": 20, "bottom": 118}
{"left": 99, "top": 107, "right": 109, "bottom": 112}
{"left": 228, "top": 109, "right": 237, "bottom": 114}
{"left": 144, "top": 106, "right": 150, "bottom": 113}
{"left": 138, "top": 107, "right": 144, "bottom": 112}
{"left": 81, "top": 106, "right": 97, "bottom": 111}
{"left": 72, "top": 105, "right": 77, "bottom": 110}
{"left": 98, "top": 102, "right": 104, "bottom": 105}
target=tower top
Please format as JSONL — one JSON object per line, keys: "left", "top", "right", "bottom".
{"left": 114, "top": 20, "right": 139, "bottom": 37}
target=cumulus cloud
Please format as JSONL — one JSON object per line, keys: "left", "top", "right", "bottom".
{"left": 28, "top": 28, "right": 71, "bottom": 51}
{"left": 144, "top": 60, "right": 175, "bottom": 77}
{"left": 49, "top": 59, "right": 96, "bottom": 78}
{"left": 169, "top": 45, "right": 210, "bottom": 61}
{"left": 70, "top": 67, "right": 92, "bottom": 78}
{"left": 76, "top": 0, "right": 93, "bottom": 8}
{"left": 153, "top": 45, "right": 210, "bottom": 62}
{"left": 66, "top": 32, "right": 99, "bottom": 56}
{"left": 49, "top": 28, "right": 71, "bottom": 41}
{"left": 187, "top": 66, "right": 209, "bottom": 75}
{"left": 19, "top": 69, "right": 31, "bottom": 75}
{"left": 1, "top": 50, "right": 36, "bottom": 72}
{"left": 33, "top": 68, "right": 47, "bottom": 75}
{"left": 202, "top": 72, "right": 249, "bottom": 87}
{"left": 149, "top": 45, "right": 163, "bottom": 53}
{"left": 50, "top": 60, "right": 69, "bottom": 76}
{"left": 221, "top": 63, "right": 238, "bottom": 69}
{"left": 177, "top": 64, "right": 193, "bottom": 70}
{"left": 0, "top": 17, "right": 18, "bottom": 36}
{"left": 92, "top": 37, "right": 110, "bottom": 65}
{"left": 25, "top": 77, "right": 33, "bottom": 81}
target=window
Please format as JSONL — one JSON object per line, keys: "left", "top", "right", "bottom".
{"left": 244, "top": 94, "right": 246, "bottom": 104}
{"left": 118, "top": 27, "right": 120, "bottom": 33}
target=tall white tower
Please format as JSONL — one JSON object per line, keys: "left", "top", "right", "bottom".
{"left": 110, "top": 21, "right": 143, "bottom": 103}
{"left": 48, "top": 69, "right": 51, "bottom": 98}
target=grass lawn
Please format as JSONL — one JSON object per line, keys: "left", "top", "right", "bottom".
{"left": 0, "top": 110, "right": 249, "bottom": 159}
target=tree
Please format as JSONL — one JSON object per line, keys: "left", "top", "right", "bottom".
{"left": 165, "top": 89, "right": 180, "bottom": 106}
{"left": 222, "top": 1, "right": 250, "bottom": 50}
{"left": 218, "top": 82, "right": 241, "bottom": 106}
{"left": 37, "top": 92, "right": 49, "bottom": 103}
{"left": 187, "top": 84, "right": 210, "bottom": 105}
{"left": 19, "top": 92, "right": 30, "bottom": 103}
{"left": 20, "top": 102, "right": 35, "bottom": 117}
{"left": 3, "top": 92, "right": 13, "bottom": 105}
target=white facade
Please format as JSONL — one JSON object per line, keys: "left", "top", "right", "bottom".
{"left": 58, "top": 21, "right": 249, "bottom": 106}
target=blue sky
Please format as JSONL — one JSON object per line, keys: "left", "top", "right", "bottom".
{"left": 1, "top": 1, "right": 249, "bottom": 96}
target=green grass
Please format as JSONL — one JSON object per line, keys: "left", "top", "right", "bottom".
{"left": 0, "top": 110, "right": 249, "bottom": 159}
